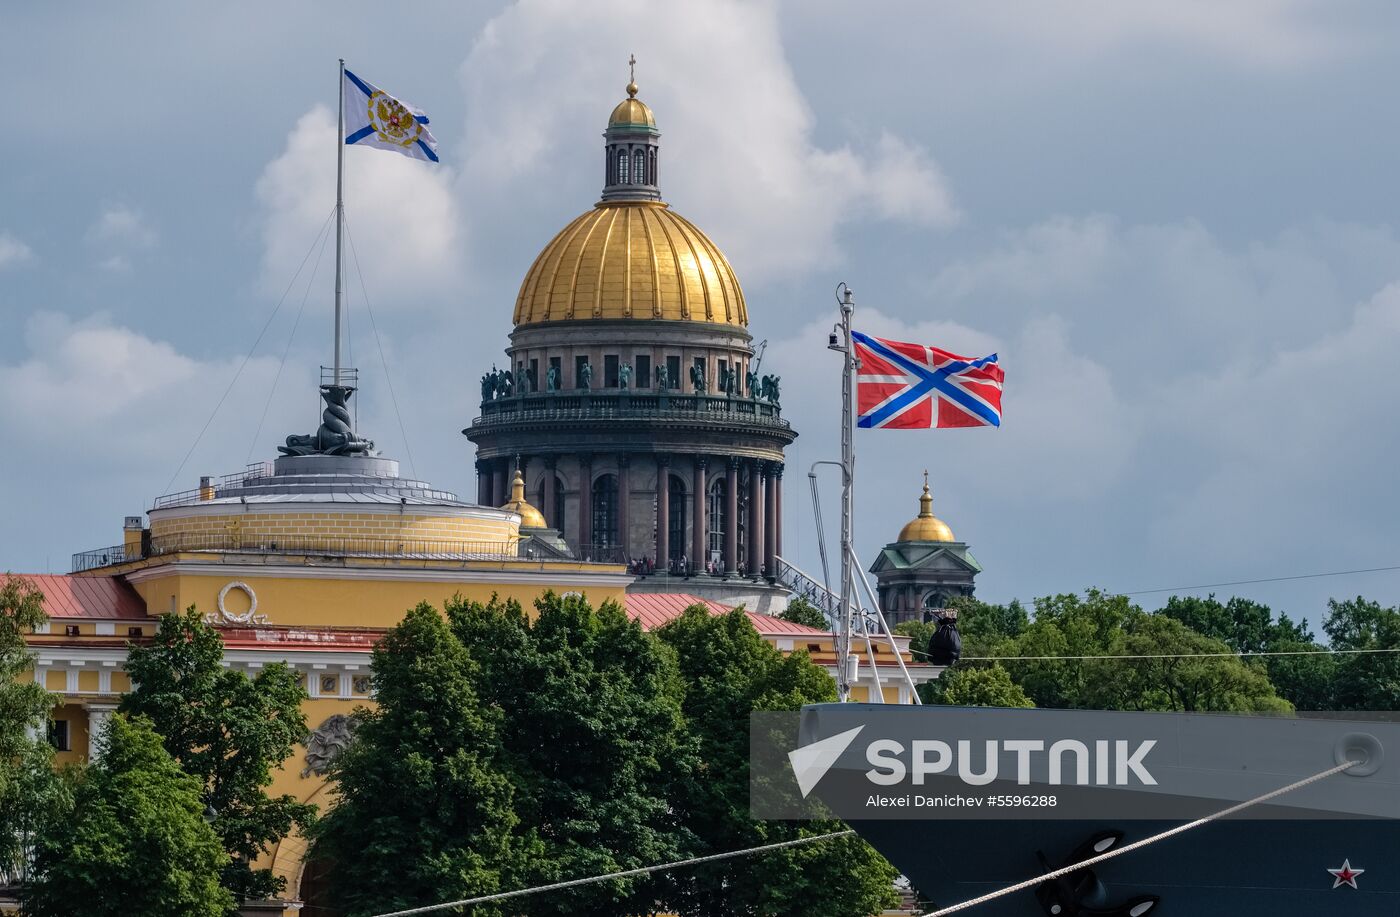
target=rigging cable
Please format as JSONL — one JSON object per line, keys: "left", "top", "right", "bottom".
{"left": 368, "top": 830, "right": 854, "bottom": 917}
{"left": 1115, "top": 563, "right": 1400, "bottom": 596}
{"left": 925, "top": 758, "right": 1358, "bottom": 915}
{"left": 910, "top": 644, "right": 1400, "bottom": 663}
{"left": 160, "top": 205, "right": 338, "bottom": 497}
{"left": 342, "top": 214, "right": 418, "bottom": 479}
{"left": 245, "top": 208, "right": 336, "bottom": 465}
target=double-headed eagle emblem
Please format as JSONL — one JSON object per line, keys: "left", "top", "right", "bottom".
{"left": 368, "top": 90, "right": 422, "bottom": 149}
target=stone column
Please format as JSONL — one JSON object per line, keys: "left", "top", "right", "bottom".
{"left": 578, "top": 453, "right": 593, "bottom": 553}
{"left": 725, "top": 458, "right": 740, "bottom": 575}
{"left": 618, "top": 455, "right": 631, "bottom": 558}
{"left": 692, "top": 458, "right": 707, "bottom": 572}
{"left": 491, "top": 460, "right": 507, "bottom": 507}
{"left": 748, "top": 460, "right": 764, "bottom": 578}
{"left": 656, "top": 455, "right": 671, "bottom": 568}
{"left": 543, "top": 458, "right": 558, "bottom": 529}
{"left": 764, "top": 462, "right": 778, "bottom": 581}
{"left": 475, "top": 459, "right": 489, "bottom": 505}
{"left": 774, "top": 463, "right": 784, "bottom": 562}
{"left": 85, "top": 703, "right": 118, "bottom": 762}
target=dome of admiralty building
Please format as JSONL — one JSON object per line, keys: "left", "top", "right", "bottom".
{"left": 465, "top": 74, "right": 797, "bottom": 612}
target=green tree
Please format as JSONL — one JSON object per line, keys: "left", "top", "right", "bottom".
{"left": 0, "top": 576, "right": 65, "bottom": 887}
{"left": 1081, "top": 615, "right": 1290, "bottom": 712}
{"left": 311, "top": 603, "right": 524, "bottom": 916}
{"left": 988, "top": 591, "right": 1290, "bottom": 712}
{"left": 25, "top": 714, "right": 233, "bottom": 917}
{"left": 948, "top": 595, "right": 1029, "bottom": 644}
{"left": 656, "top": 605, "right": 899, "bottom": 917}
{"left": 1323, "top": 597, "right": 1400, "bottom": 710}
{"left": 778, "top": 596, "right": 830, "bottom": 631}
{"left": 1003, "top": 590, "right": 1137, "bottom": 709}
{"left": 120, "top": 608, "right": 312, "bottom": 904}
{"left": 1157, "top": 595, "right": 1333, "bottom": 709}
{"left": 448, "top": 592, "right": 694, "bottom": 917}
{"left": 935, "top": 665, "right": 1034, "bottom": 708}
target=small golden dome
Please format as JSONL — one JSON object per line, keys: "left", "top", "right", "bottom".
{"left": 513, "top": 202, "right": 747, "bottom": 327}
{"left": 897, "top": 474, "right": 956, "bottom": 543}
{"left": 609, "top": 94, "right": 656, "bottom": 128}
{"left": 500, "top": 470, "right": 547, "bottom": 529}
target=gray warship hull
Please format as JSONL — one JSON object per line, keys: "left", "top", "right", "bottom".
{"left": 791, "top": 704, "right": 1400, "bottom": 915}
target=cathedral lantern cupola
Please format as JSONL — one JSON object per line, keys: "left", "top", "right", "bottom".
{"left": 870, "top": 473, "right": 982, "bottom": 626}
{"left": 601, "top": 56, "right": 661, "bottom": 203}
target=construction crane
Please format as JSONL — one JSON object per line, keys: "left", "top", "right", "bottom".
{"left": 750, "top": 338, "right": 769, "bottom": 375}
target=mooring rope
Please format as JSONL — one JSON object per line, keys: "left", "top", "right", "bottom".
{"left": 369, "top": 830, "right": 855, "bottom": 917}
{"left": 925, "top": 758, "right": 1360, "bottom": 915}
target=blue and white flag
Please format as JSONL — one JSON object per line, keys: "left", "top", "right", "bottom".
{"left": 342, "top": 68, "right": 439, "bottom": 163}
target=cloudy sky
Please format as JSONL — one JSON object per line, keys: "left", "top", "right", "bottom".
{"left": 3, "top": 1, "right": 1399, "bottom": 626}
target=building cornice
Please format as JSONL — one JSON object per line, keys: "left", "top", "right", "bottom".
{"left": 120, "top": 561, "right": 635, "bottom": 588}
{"left": 149, "top": 501, "right": 516, "bottom": 522}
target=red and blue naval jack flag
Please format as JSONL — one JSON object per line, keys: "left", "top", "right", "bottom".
{"left": 853, "top": 331, "right": 1003, "bottom": 429}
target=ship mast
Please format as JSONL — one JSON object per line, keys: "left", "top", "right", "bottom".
{"left": 832, "top": 284, "right": 856, "bottom": 701}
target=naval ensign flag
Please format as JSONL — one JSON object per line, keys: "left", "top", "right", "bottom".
{"left": 342, "top": 69, "right": 439, "bottom": 162}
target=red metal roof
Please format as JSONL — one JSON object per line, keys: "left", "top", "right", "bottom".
{"left": 623, "top": 593, "right": 832, "bottom": 636}
{"left": 12, "top": 574, "right": 149, "bottom": 620}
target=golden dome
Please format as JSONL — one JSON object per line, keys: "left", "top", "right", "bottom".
{"left": 513, "top": 202, "right": 748, "bottom": 327}
{"left": 610, "top": 77, "right": 655, "bottom": 128}
{"left": 500, "top": 471, "right": 547, "bottom": 529}
{"left": 897, "top": 474, "right": 956, "bottom": 543}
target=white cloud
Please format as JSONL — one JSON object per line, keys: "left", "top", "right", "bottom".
{"left": 97, "top": 255, "right": 131, "bottom": 273}
{"left": 926, "top": 216, "right": 1400, "bottom": 386}
{"left": 0, "top": 231, "right": 34, "bottom": 269}
{"left": 0, "top": 312, "right": 294, "bottom": 471}
{"left": 952, "top": 0, "right": 1352, "bottom": 69}
{"left": 1148, "top": 282, "right": 1400, "bottom": 566}
{"left": 256, "top": 106, "right": 462, "bottom": 306}
{"left": 458, "top": 0, "right": 957, "bottom": 282}
{"left": 88, "top": 205, "right": 157, "bottom": 249}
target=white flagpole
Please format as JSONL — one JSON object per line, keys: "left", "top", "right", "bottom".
{"left": 835, "top": 285, "right": 856, "bottom": 701}
{"left": 333, "top": 58, "right": 346, "bottom": 387}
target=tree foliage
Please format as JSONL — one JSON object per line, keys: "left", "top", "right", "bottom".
{"left": 935, "top": 665, "right": 1034, "bottom": 708}
{"left": 1323, "top": 597, "right": 1400, "bottom": 710}
{"left": 25, "top": 714, "right": 233, "bottom": 917}
{"left": 311, "top": 603, "right": 524, "bottom": 917}
{"left": 447, "top": 592, "right": 694, "bottom": 917}
{"left": 656, "top": 606, "right": 899, "bottom": 917}
{"left": 931, "top": 590, "right": 1292, "bottom": 713}
{"left": 120, "top": 608, "right": 312, "bottom": 904}
{"left": 777, "top": 597, "right": 830, "bottom": 631}
{"left": 0, "top": 575, "right": 63, "bottom": 886}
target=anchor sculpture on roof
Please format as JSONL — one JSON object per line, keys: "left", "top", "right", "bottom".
{"left": 280, "top": 383, "right": 374, "bottom": 457}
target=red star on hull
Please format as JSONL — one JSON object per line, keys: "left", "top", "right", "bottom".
{"left": 1328, "top": 859, "right": 1365, "bottom": 889}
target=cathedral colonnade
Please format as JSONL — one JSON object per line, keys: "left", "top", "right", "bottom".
{"left": 475, "top": 453, "right": 782, "bottom": 579}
